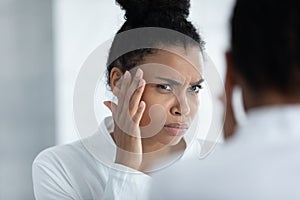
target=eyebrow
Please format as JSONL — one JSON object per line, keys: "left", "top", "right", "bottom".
{"left": 155, "top": 77, "right": 182, "bottom": 86}
{"left": 155, "top": 77, "right": 204, "bottom": 86}
{"left": 191, "top": 79, "right": 205, "bottom": 86}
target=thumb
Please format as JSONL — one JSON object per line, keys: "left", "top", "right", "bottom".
{"left": 103, "top": 101, "right": 117, "bottom": 115}
{"left": 103, "top": 101, "right": 112, "bottom": 111}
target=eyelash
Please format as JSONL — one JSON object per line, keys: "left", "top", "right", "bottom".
{"left": 189, "top": 85, "right": 203, "bottom": 94}
{"left": 156, "top": 84, "right": 203, "bottom": 93}
{"left": 156, "top": 84, "right": 172, "bottom": 91}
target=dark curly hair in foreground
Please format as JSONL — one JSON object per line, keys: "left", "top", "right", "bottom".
{"left": 231, "top": 0, "right": 300, "bottom": 95}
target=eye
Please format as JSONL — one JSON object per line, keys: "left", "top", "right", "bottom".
{"left": 189, "top": 85, "right": 203, "bottom": 94}
{"left": 156, "top": 84, "right": 172, "bottom": 91}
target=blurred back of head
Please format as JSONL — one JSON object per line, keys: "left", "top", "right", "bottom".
{"left": 230, "top": 0, "right": 300, "bottom": 96}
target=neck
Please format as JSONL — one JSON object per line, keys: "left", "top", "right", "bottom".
{"left": 243, "top": 88, "right": 300, "bottom": 111}
{"left": 141, "top": 137, "right": 186, "bottom": 153}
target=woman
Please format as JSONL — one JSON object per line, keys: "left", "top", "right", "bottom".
{"left": 32, "top": 0, "right": 205, "bottom": 199}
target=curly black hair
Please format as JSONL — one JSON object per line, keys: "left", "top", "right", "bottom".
{"left": 106, "top": 0, "right": 205, "bottom": 86}
{"left": 231, "top": 0, "right": 300, "bottom": 94}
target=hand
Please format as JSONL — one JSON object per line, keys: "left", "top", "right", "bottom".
{"left": 104, "top": 69, "right": 146, "bottom": 170}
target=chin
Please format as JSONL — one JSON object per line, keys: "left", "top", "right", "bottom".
{"left": 159, "top": 135, "right": 184, "bottom": 146}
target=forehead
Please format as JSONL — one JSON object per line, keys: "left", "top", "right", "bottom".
{"left": 138, "top": 46, "right": 203, "bottom": 83}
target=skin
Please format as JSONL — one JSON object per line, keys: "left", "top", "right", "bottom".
{"left": 104, "top": 46, "right": 203, "bottom": 172}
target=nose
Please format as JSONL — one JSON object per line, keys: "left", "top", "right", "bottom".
{"left": 170, "top": 93, "right": 190, "bottom": 116}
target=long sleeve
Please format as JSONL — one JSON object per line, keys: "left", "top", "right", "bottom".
{"left": 32, "top": 161, "right": 81, "bottom": 200}
{"left": 32, "top": 147, "right": 153, "bottom": 200}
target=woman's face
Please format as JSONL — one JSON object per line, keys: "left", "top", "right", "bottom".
{"left": 137, "top": 46, "right": 203, "bottom": 146}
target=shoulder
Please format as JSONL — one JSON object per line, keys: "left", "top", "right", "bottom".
{"left": 34, "top": 140, "right": 83, "bottom": 164}
{"left": 32, "top": 130, "right": 116, "bottom": 174}
{"left": 32, "top": 140, "right": 98, "bottom": 199}
{"left": 32, "top": 138, "right": 100, "bottom": 175}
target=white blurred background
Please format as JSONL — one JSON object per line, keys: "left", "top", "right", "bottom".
{"left": 0, "top": 0, "right": 235, "bottom": 199}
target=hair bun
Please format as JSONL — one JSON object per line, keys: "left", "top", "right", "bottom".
{"left": 116, "top": 0, "right": 190, "bottom": 20}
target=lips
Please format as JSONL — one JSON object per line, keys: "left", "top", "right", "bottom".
{"left": 164, "top": 123, "right": 189, "bottom": 136}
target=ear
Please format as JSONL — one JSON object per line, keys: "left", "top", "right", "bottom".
{"left": 223, "top": 51, "right": 238, "bottom": 139}
{"left": 225, "top": 51, "right": 238, "bottom": 88}
{"left": 225, "top": 51, "right": 247, "bottom": 110}
{"left": 110, "top": 67, "right": 123, "bottom": 91}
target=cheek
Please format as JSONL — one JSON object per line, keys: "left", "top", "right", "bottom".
{"left": 139, "top": 106, "right": 151, "bottom": 126}
{"left": 188, "top": 97, "right": 200, "bottom": 118}
{"left": 139, "top": 89, "right": 167, "bottom": 126}
{"left": 139, "top": 102, "right": 168, "bottom": 137}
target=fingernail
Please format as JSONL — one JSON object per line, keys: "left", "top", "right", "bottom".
{"left": 124, "top": 71, "right": 130, "bottom": 79}
{"left": 113, "top": 87, "right": 120, "bottom": 95}
{"left": 135, "top": 68, "right": 142, "bottom": 78}
{"left": 138, "top": 79, "right": 145, "bottom": 88}
{"left": 139, "top": 101, "right": 145, "bottom": 109}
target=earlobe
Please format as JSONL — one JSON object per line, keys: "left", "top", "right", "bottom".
{"left": 223, "top": 51, "right": 238, "bottom": 139}
{"left": 110, "top": 67, "right": 124, "bottom": 90}
{"left": 225, "top": 51, "right": 237, "bottom": 87}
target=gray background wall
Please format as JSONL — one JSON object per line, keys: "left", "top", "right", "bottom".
{"left": 0, "top": 0, "right": 55, "bottom": 199}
